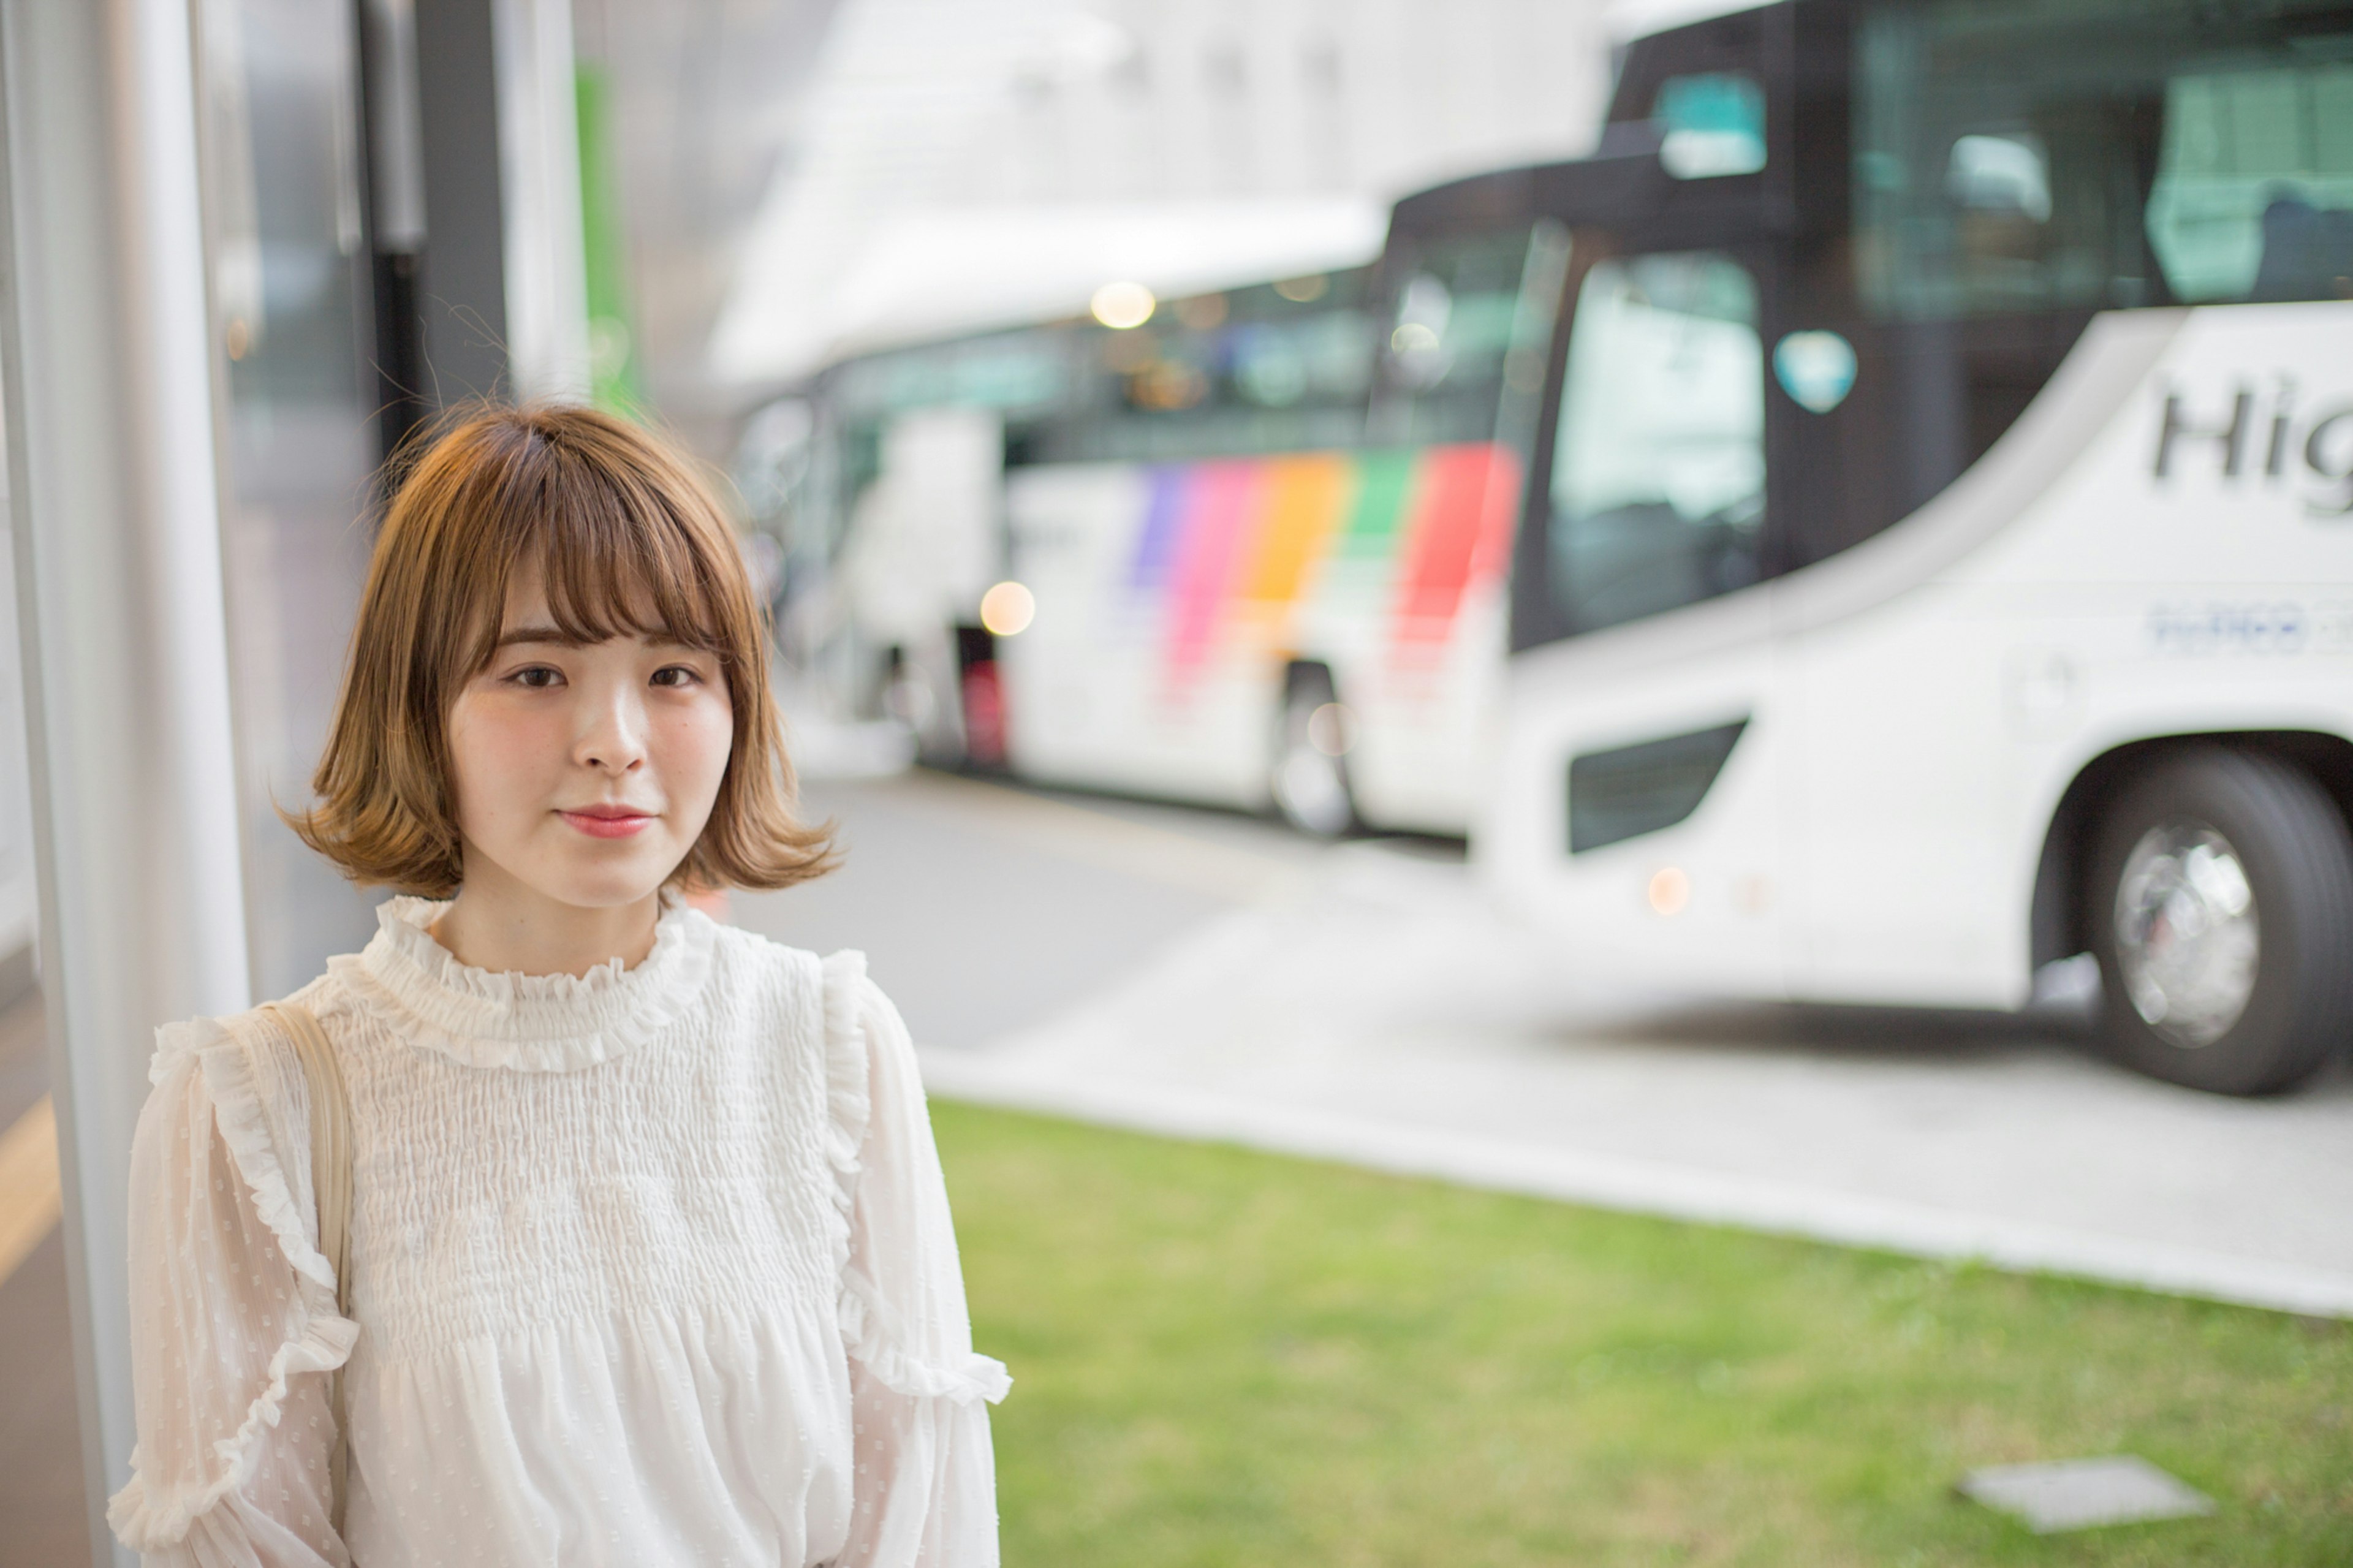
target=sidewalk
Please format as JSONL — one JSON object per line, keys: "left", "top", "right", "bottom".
{"left": 923, "top": 840, "right": 2353, "bottom": 1319}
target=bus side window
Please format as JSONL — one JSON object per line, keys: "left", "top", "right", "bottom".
{"left": 1547, "top": 252, "right": 1764, "bottom": 637}
{"left": 1067, "top": 273, "right": 1375, "bottom": 464}
{"left": 1654, "top": 72, "right": 1767, "bottom": 180}
{"left": 2147, "top": 65, "right": 2353, "bottom": 304}
{"left": 1858, "top": 3, "right": 2353, "bottom": 317}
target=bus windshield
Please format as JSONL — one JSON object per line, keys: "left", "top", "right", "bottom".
{"left": 1857, "top": 0, "right": 2353, "bottom": 320}
{"left": 1372, "top": 221, "right": 1565, "bottom": 450}
{"left": 1546, "top": 251, "right": 1764, "bottom": 637}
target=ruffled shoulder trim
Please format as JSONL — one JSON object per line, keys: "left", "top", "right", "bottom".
{"left": 146, "top": 1013, "right": 233, "bottom": 1085}
{"left": 110, "top": 1004, "right": 359, "bottom": 1551}
{"left": 838, "top": 1270, "right": 1011, "bottom": 1405}
{"left": 194, "top": 1007, "right": 341, "bottom": 1295}
{"left": 818, "top": 961, "right": 1013, "bottom": 1408}
{"left": 106, "top": 1309, "right": 359, "bottom": 1550}
{"left": 820, "top": 950, "right": 874, "bottom": 1219}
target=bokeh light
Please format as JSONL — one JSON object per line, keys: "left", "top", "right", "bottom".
{"left": 1089, "top": 281, "right": 1157, "bottom": 329}
{"left": 979, "top": 580, "right": 1036, "bottom": 637}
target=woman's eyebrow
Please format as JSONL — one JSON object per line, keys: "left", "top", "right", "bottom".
{"left": 494, "top": 624, "right": 700, "bottom": 650}
{"left": 493, "top": 624, "right": 582, "bottom": 649}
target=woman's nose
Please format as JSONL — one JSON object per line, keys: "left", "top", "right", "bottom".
{"left": 575, "top": 687, "right": 649, "bottom": 773}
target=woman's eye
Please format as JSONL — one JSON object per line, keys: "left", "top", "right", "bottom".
{"left": 651, "top": 665, "right": 701, "bottom": 689}
{"left": 510, "top": 665, "right": 561, "bottom": 689}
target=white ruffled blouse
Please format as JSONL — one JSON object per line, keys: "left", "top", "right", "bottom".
{"left": 107, "top": 896, "right": 1007, "bottom": 1567}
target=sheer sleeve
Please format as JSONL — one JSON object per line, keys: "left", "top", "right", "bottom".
{"left": 107, "top": 1018, "right": 358, "bottom": 1567}
{"left": 822, "top": 953, "right": 1010, "bottom": 1568}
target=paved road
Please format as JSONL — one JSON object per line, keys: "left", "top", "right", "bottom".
{"left": 740, "top": 768, "right": 2353, "bottom": 1318}
{"left": 735, "top": 770, "right": 1328, "bottom": 1048}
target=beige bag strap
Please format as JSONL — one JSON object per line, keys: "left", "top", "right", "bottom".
{"left": 259, "top": 1001, "right": 353, "bottom": 1537}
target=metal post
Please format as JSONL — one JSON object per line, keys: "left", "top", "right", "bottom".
{"left": 0, "top": 0, "right": 254, "bottom": 1559}
{"left": 414, "top": 0, "right": 515, "bottom": 404}
{"left": 407, "top": 0, "right": 589, "bottom": 409}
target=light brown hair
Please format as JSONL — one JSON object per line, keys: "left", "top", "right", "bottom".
{"left": 291, "top": 402, "right": 835, "bottom": 896}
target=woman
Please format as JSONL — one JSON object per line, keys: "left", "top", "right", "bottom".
{"left": 108, "top": 404, "right": 1006, "bottom": 1566}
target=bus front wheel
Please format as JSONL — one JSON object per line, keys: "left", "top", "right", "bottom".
{"left": 2086, "top": 748, "right": 2353, "bottom": 1095}
{"left": 1270, "top": 666, "right": 1357, "bottom": 838}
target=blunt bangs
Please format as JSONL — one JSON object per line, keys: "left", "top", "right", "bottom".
{"left": 449, "top": 415, "right": 736, "bottom": 674}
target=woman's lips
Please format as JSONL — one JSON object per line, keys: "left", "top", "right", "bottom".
{"left": 559, "top": 808, "right": 654, "bottom": 839}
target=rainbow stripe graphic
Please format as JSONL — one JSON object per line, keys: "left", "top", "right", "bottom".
{"left": 1126, "top": 442, "right": 1522, "bottom": 685}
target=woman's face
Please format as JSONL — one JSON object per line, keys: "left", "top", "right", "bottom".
{"left": 445, "top": 569, "right": 735, "bottom": 910}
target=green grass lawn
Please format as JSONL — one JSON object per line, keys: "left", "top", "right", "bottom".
{"left": 934, "top": 1102, "right": 2353, "bottom": 1567}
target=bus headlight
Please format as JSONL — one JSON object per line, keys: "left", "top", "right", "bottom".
{"left": 1648, "top": 866, "right": 1691, "bottom": 917}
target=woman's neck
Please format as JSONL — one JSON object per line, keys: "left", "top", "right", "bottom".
{"left": 428, "top": 860, "right": 664, "bottom": 979}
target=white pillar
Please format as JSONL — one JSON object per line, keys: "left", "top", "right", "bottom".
{"left": 494, "top": 0, "right": 592, "bottom": 403}
{"left": 0, "top": 0, "right": 253, "bottom": 1559}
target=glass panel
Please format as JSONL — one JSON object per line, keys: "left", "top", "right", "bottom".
{"left": 1372, "top": 222, "right": 1567, "bottom": 450}
{"left": 2147, "top": 66, "right": 2353, "bottom": 301}
{"left": 1062, "top": 270, "right": 1373, "bottom": 463}
{"left": 833, "top": 270, "right": 1380, "bottom": 472}
{"left": 1656, "top": 73, "right": 1767, "bottom": 180}
{"left": 1856, "top": 0, "right": 2353, "bottom": 319}
{"left": 200, "top": 0, "right": 385, "bottom": 996}
{"left": 1568, "top": 720, "right": 1749, "bottom": 854}
{"left": 1548, "top": 252, "right": 1764, "bottom": 637}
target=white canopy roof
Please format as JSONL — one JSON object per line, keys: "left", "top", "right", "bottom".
{"left": 710, "top": 196, "right": 1390, "bottom": 385}
{"left": 702, "top": 0, "right": 1610, "bottom": 390}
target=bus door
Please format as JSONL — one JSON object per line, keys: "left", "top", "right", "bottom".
{"left": 1500, "top": 208, "right": 1795, "bottom": 994}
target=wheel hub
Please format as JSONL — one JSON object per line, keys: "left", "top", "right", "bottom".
{"left": 1273, "top": 695, "right": 1352, "bottom": 837}
{"left": 2112, "top": 823, "right": 2260, "bottom": 1048}
{"left": 1275, "top": 738, "right": 1351, "bottom": 837}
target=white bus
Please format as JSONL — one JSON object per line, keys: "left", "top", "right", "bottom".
{"left": 741, "top": 206, "right": 1567, "bottom": 839}
{"left": 1482, "top": 0, "right": 2353, "bottom": 1094}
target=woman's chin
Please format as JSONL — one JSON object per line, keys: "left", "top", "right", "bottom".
{"left": 514, "top": 851, "right": 678, "bottom": 913}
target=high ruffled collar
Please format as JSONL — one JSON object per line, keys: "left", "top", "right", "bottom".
{"left": 326, "top": 894, "right": 719, "bottom": 1072}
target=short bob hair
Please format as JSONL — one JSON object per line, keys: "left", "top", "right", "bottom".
{"left": 292, "top": 402, "right": 834, "bottom": 897}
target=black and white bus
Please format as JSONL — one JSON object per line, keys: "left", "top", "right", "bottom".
{"left": 1485, "top": 0, "right": 2353, "bottom": 1094}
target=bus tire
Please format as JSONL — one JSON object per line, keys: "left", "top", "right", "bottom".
{"left": 2085, "top": 747, "right": 2353, "bottom": 1095}
{"left": 1270, "top": 665, "right": 1357, "bottom": 838}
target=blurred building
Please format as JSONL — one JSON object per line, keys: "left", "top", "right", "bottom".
{"left": 707, "top": 0, "right": 1613, "bottom": 390}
